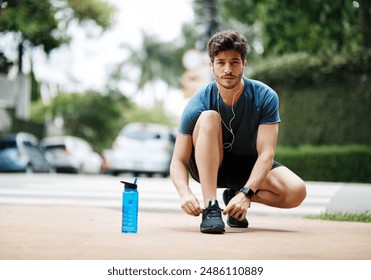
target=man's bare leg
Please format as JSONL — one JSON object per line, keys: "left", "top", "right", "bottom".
{"left": 192, "top": 111, "right": 224, "bottom": 208}
{"left": 252, "top": 166, "right": 306, "bottom": 208}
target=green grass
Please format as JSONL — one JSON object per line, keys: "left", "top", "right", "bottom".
{"left": 306, "top": 212, "right": 371, "bottom": 223}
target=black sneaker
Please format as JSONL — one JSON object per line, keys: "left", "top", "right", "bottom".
{"left": 200, "top": 199, "right": 225, "bottom": 234}
{"left": 222, "top": 188, "right": 249, "bottom": 228}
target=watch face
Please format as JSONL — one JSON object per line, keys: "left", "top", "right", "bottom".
{"left": 241, "top": 187, "right": 254, "bottom": 198}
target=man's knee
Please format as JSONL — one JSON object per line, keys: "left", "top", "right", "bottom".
{"left": 267, "top": 167, "right": 307, "bottom": 208}
{"left": 194, "top": 111, "right": 221, "bottom": 137}
{"left": 197, "top": 111, "right": 220, "bottom": 128}
{"left": 284, "top": 179, "right": 306, "bottom": 208}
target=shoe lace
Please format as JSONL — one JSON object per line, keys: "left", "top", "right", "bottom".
{"left": 205, "top": 205, "right": 222, "bottom": 218}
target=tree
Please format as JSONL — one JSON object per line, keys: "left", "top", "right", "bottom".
{"left": 31, "top": 91, "right": 131, "bottom": 151}
{"left": 261, "top": 0, "right": 361, "bottom": 54}
{"left": 193, "top": 0, "right": 219, "bottom": 50}
{"left": 0, "top": 0, "right": 115, "bottom": 73}
{"left": 122, "top": 32, "right": 186, "bottom": 89}
{"left": 216, "top": 0, "right": 367, "bottom": 55}
{"left": 113, "top": 31, "right": 187, "bottom": 108}
{"left": 358, "top": 0, "right": 371, "bottom": 48}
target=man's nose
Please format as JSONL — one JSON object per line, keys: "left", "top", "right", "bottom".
{"left": 224, "top": 64, "right": 232, "bottom": 74}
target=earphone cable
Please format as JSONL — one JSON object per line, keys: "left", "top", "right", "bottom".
{"left": 217, "top": 89, "right": 237, "bottom": 152}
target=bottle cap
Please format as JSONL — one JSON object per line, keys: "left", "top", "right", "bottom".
{"left": 120, "top": 181, "right": 137, "bottom": 189}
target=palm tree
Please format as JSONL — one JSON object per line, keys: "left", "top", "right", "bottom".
{"left": 115, "top": 31, "right": 186, "bottom": 107}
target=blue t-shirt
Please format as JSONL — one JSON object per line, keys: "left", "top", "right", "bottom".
{"left": 178, "top": 77, "right": 281, "bottom": 156}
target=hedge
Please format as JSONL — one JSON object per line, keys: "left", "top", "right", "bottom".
{"left": 275, "top": 145, "right": 371, "bottom": 183}
{"left": 250, "top": 49, "right": 371, "bottom": 88}
{"left": 249, "top": 50, "right": 371, "bottom": 146}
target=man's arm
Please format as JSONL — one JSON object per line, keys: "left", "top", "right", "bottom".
{"left": 170, "top": 133, "right": 202, "bottom": 216}
{"left": 223, "top": 123, "right": 279, "bottom": 220}
{"left": 245, "top": 123, "right": 279, "bottom": 192}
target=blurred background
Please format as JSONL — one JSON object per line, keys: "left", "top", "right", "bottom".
{"left": 0, "top": 0, "right": 370, "bottom": 182}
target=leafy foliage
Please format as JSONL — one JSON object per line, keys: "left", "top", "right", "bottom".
{"left": 124, "top": 105, "right": 176, "bottom": 128}
{"left": 248, "top": 50, "right": 371, "bottom": 147}
{"left": 261, "top": 0, "right": 361, "bottom": 54}
{"left": 217, "top": 0, "right": 368, "bottom": 55}
{"left": 31, "top": 91, "right": 131, "bottom": 151}
{"left": 0, "top": 0, "right": 115, "bottom": 70}
{"left": 250, "top": 48, "right": 371, "bottom": 87}
{"left": 30, "top": 90, "right": 177, "bottom": 151}
{"left": 67, "top": 0, "right": 114, "bottom": 29}
{"left": 118, "top": 32, "right": 189, "bottom": 91}
{"left": 0, "top": 0, "right": 62, "bottom": 52}
{"left": 275, "top": 145, "right": 371, "bottom": 183}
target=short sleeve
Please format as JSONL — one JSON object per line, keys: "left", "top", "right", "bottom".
{"left": 260, "top": 89, "right": 281, "bottom": 124}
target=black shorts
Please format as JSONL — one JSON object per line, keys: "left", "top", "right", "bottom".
{"left": 188, "top": 151, "right": 282, "bottom": 190}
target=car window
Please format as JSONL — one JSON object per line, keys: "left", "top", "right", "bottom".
{"left": 43, "top": 144, "right": 66, "bottom": 150}
{"left": 0, "top": 140, "right": 17, "bottom": 150}
{"left": 23, "top": 141, "right": 34, "bottom": 148}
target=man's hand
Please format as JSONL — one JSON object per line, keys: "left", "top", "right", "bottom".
{"left": 180, "top": 192, "right": 203, "bottom": 216}
{"left": 223, "top": 192, "right": 250, "bottom": 221}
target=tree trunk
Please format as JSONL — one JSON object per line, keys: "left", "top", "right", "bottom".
{"left": 18, "top": 42, "right": 24, "bottom": 74}
{"left": 360, "top": 0, "right": 371, "bottom": 48}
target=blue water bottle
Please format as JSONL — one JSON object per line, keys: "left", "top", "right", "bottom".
{"left": 121, "top": 178, "right": 138, "bottom": 234}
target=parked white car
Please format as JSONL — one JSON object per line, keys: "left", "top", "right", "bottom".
{"left": 104, "top": 123, "right": 176, "bottom": 177}
{"left": 41, "top": 136, "right": 103, "bottom": 174}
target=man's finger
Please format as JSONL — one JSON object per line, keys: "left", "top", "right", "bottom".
{"left": 223, "top": 204, "right": 231, "bottom": 215}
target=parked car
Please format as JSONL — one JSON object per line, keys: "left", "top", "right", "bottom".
{"left": 104, "top": 123, "right": 176, "bottom": 177}
{"left": 0, "top": 132, "right": 53, "bottom": 173}
{"left": 41, "top": 136, "right": 103, "bottom": 174}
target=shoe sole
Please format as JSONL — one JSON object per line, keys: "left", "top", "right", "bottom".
{"left": 227, "top": 216, "right": 249, "bottom": 228}
{"left": 224, "top": 190, "right": 250, "bottom": 228}
{"left": 200, "top": 226, "right": 225, "bottom": 234}
{"left": 227, "top": 220, "right": 249, "bottom": 228}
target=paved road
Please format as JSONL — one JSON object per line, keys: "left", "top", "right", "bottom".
{"left": 1, "top": 173, "right": 370, "bottom": 215}
{"left": 1, "top": 173, "right": 371, "bottom": 267}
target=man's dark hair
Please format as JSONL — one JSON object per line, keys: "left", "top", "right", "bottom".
{"left": 207, "top": 30, "right": 248, "bottom": 62}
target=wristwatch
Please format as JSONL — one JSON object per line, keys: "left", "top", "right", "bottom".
{"left": 239, "top": 187, "right": 255, "bottom": 199}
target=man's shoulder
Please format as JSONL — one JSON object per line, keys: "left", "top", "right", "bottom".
{"left": 185, "top": 81, "right": 215, "bottom": 106}
{"left": 244, "top": 77, "right": 274, "bottom": 92}
{"left": 194, "top": 81, "right": 215, "bottom": 96}
{"left": 184, "top": 81, "right": 215, "bottom": 110}
{"left": 244, "top": 78, "right": 278, "bottom": 101}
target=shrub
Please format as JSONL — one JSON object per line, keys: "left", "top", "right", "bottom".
{"left": 275, "top": 145, "right": 371, "bottom": 183}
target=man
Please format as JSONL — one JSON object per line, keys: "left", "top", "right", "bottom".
{"left": 170, "top": 30, "right": 306, "bottom": 234}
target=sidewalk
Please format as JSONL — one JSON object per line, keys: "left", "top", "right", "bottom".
{"left": 1, "top": 204, "right": 371, "bottom": 260}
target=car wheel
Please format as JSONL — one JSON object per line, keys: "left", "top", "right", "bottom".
{"left": 160, "top": 172, "right": 169, "bottom": 178}
{"left": 26, "top": 163, "right": 34, "bottom": 173}
{"left": 76, "top": 164, "right": 84, "bottom": 174}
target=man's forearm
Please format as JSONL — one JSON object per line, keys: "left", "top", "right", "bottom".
{"left": 244, "top": 152, "right": 274, "bottom": 192}
{"left": 170, "top": 161, "right": 192, "bottom": 196}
